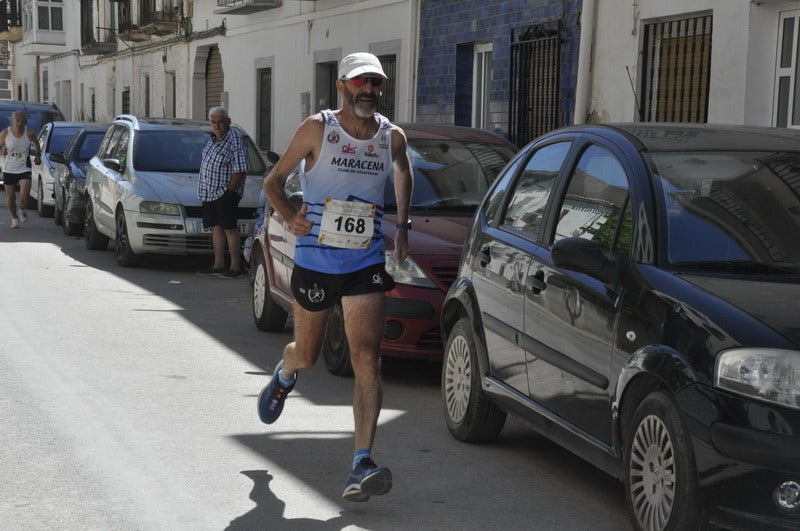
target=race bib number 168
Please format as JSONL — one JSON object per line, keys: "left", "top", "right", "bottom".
{"left": 318, "top": 197, "right": 375, "bottom": 249}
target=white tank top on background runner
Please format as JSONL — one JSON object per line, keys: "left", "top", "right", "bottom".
{"left": 294, "top": 110, "right": 394, "bottom": 274}
{"left": 3, "top": 127, "right": 32, "bottom": 174}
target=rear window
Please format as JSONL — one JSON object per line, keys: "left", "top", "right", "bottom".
{"left": 383, "top": 138, "right": 517, "bottom": 213}
{"left": 77, "top": 132, "right": 105, "bottom": 161}
{"left": 48, "top": 127, "right": 82, "bottom": 154}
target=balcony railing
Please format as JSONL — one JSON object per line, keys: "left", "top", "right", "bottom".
{"left": 141, "top": 8, "right": 179, "bottom": 35}
{"left": 215, "top": 0, "right": 282, "bottom": 15}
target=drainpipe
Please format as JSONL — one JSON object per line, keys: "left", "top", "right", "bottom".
{"left": 409, "top": 0, "right": 420, "bottom": 121}
{"left": 573, "top": 0, "right": 596, "bottom": 124}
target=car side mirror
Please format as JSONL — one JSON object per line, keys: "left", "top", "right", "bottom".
{"left": 50, "top": 152, "right": 65, "bottom": 164}
{"left": 551, "top": 237, "right": 620, "bottom": 285}
{"left": 102, "top": 158, "right": 121, "bottom": 172}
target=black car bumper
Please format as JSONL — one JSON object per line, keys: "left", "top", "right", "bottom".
{"left": 677, "top": 385, "right": 800, "bottom": 529}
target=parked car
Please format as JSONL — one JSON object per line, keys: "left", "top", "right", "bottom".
{"left": 0, "top": 101, "right": 64, "bottom": 189}
{"left": 50, "top": 123, "right": 109, "bottom": 235}
{"left": 84, "top": 114, "right": 267, "bottom": 267}
{"left": 251, "top": 124, "right": 518, "bottom": 376}
{"left": 441, "top": 122, "right": 800, "bottom": 531}
{"left": 31, "top": 121, "right": 97, "bottom": 217}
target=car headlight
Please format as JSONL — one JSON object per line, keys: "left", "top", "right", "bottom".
{"left": 715, "top": 348, "right": 800, "bottom": 410}
{"left": 139, "top": 201, "right": 180, "bottom": 216}
{"left": 384, "top": 250, "right": 437, "bottom": 288}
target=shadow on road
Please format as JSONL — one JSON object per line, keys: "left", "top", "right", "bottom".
{"left": 227, "top": 470, "right": 357, "bottom": 531}
{"left": 2, "top": 205, "right": 628, "bottom": 529}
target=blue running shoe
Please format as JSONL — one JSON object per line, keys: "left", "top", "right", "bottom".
{"left": 257, "top": 361, "right": 295, "bottom": 424}
{"left": 342, "top": 458, "right": 393, "bottom": 502}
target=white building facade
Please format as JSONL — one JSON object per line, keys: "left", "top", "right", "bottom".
{"left": 9, "top": 0, "right": 420, "bottom": 152}
{"left": 579, "top": 0, "right": 800, "bottom": 128}
{"left": 10, "top": 0, "right": 800, "bottom": 149}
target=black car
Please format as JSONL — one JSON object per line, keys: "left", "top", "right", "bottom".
{"left": 50, "top": 123, "right": 109, "bottom": 235}
{"left": 441, "top": 123, "right": 800, "bottom": 531}
{"left": 31, "top": 120, "right": 99, "bottom": 218}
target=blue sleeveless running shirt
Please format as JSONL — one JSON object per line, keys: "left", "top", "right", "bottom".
{"left": 294, "top": 110, "right": 393, "bottom": 274}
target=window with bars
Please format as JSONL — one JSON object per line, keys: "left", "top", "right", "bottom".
{"left": 509, "top": 21, "right": 561, "bottom": 147}
{"left": 0, "top": 0, "right": 21, "bottom": 31}
{"left": 639, "top": 14, "right": 712, "bottom": 123}
{"left": 376, "top": 54, "right": 396, "bottom": 121}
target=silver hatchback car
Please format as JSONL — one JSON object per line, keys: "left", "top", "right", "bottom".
{"left": 84, "top": 115, "right": 267, "bottom": 267}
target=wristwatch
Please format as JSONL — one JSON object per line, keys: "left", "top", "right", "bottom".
{"left": 395, "top": 220, "right": 412, "bottom": 230}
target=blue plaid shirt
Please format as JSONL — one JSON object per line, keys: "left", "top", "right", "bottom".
{"left": 197, "top": 127, "right": 248, "bottom": 201}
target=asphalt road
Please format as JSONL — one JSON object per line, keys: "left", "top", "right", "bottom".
{"left": 0, "top": 204, "right": 630, "bottom": 530}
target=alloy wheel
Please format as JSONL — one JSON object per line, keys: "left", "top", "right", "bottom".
{"left": 628, "top": 414, "right": 676, "bottom": 531}
{"left": 443, "top": 334, "right": 472, "bottom": 424}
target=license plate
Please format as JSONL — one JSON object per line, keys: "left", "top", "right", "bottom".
{"left": 198, "top": 221, "right": 252, "bottom": 235}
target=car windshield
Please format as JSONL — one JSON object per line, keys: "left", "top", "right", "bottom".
{"left": 650, "top": 151, "right": 800, "bottom": 271}
{"left": 132, "top": 129, "right": 267, "bottom": 174}
{"left": 77, "top": 132, "right": 105, "bottom": 161}
{"left": 383, "top": 139, "right": 516, "bottom": 213}
{"left": 49, "top": 127, "right": 82, "bottom": 154}
{"left": 0, "top": 110, "right": 63, "bottom": 133}
{"left": 133, "top": 130, "right": 212, "bottom": 172}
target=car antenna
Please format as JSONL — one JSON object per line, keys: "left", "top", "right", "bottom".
{"left": 626, "top": 65, "right": 642, "bottom": 119}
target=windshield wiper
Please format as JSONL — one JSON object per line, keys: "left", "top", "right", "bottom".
{"left": 672, "top": 260, "right": 800, "bottom": 274}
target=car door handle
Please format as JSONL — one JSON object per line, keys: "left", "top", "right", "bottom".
{"left": 528, "top": 271, "right": 546, "bottom": 294}
{"left": 477, "top": 246, "right": 491, "bottom": 266}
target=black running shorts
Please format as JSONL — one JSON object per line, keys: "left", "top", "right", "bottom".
{"left": 291, "top": 262, "right": 396, "bottom": 312}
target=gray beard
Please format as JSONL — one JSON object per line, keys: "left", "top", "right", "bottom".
{"left": 346, "top": 93, "right": 377, "bottom": 119}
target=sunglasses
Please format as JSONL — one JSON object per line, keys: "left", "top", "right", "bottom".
{"left": 346, "top": 75, "right": 384, "bottom": 88}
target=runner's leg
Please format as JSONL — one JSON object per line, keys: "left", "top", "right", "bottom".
{"left": 341, "top": 291, "right": 384, "bottom": 451}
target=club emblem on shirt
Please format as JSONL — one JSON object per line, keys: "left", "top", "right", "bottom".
{"left": 341, "top": 144, "right": 357, "bottom": 154}
{"left": 308, "top": 283, "right": 325, "bottom": 303}
{"left": 327, "top": 130, "right": 340, "bottom": 144}
{"left": 372, "top": 274, "right": 383, "bottom": 285}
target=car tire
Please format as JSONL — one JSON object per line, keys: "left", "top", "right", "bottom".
{"left": 62, "top": 190, "right": 82, "bottom": 236}
{"left": 322, "top": 303, "right": 354, "bottom": 377}
{"left": 115, "top": 209, "right": 143, "bottom": 267}
{"left": 624, "top": 391, "right": 702, "bottom": 531}
{"left": 84, "top": 197, "right": 109, "bottom": 250}
{"left": 441, "top": 317, "right": 506, "bottom": 442}
{"left": 37, "top": 178, "right": 54, "bottom": 217}
{"left": 53, "top": 187, "right": 64, "bottom": 226}
{"left": 252, "top": 250, "right": 288, "bottom": 332}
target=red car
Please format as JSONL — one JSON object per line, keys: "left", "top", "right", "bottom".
{"left": 250, "top": 123, "right": 518, "bottom": 375}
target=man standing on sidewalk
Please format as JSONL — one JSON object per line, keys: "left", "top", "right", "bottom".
{"left": 1, "top": 111, "right": 41, "bottom": 228}
{"left": 197, "top": 106, "right": 248, "bottom": 278}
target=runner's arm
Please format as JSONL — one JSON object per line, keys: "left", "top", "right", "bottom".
{"left": 263, "top": 115, "right": 323, "bottom": 235}
{"left": 391, "top": 124, "right": 412, "bottom": 263}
